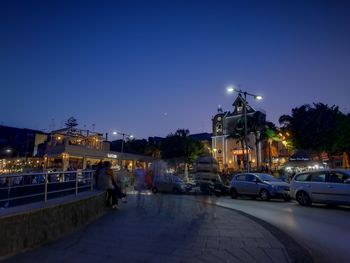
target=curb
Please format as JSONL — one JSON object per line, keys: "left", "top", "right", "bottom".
{"left": 180, "top": 196, "right": 314, "bottom": 263}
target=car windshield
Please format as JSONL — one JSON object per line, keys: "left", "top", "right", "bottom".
{"left": 257, "top": 174, "right": 279, "bottom": 182}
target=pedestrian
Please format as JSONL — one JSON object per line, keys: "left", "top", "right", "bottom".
{"left": 98, "top": 161, "right": 126, "bottom": 209}
{"left": 134, "top": 164, "right": 146, "bottom": 207}
{"left": 94, "top": 161, "right": 103, "bottom": 190}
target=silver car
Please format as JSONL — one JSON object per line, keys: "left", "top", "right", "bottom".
{"left": 290, "top": 169, "right": 350, "bottom": 206}
{"left": 230, "top": 173, "right": 290, "bottom": 201}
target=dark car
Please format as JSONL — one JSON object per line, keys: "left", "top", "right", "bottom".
{"left": 193, "top": 175, "right": 229, "bottom": 197}
{"left": 230, "top": 173, "right": 291, "bottom": 201}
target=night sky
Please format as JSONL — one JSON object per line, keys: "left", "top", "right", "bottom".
{"left": 1, "top": 0, "right": 349, "bottom": 139}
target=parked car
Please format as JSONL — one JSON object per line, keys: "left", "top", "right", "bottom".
{"left": 290, "top": 169, "right": 350, "bottom": 206}
{"left": 152, "top": 174, "right": 186, "bottom": 194}
{"left": 230, "top": 173, "right": 291, "bottom": 201}
{"left": 190, "top": 174, "right": 229, "bottom": 196}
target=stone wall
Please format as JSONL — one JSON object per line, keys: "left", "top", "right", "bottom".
{"left": 0, "top": 192, "right": 105, "bottom": 259}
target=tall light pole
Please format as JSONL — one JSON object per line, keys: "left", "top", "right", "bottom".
{"left": 112, "top": 131, "right": 134, "bottom": 168}
{"left": 227, "top": 86, "right": 262, "bottom": 172}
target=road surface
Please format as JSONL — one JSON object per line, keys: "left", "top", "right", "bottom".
{"left": 188, "top": 196, "right": 350, "bottom": 263}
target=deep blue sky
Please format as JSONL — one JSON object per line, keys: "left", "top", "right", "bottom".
{"left": 1, "top": 0, "right": 349, "bottom": 139}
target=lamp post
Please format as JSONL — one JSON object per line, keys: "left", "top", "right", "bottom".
{"left": 227, "top": 86, "right": 262, "bottom": 172}
{"left": 112, "top": 131, "right": 134, "bottom": 167}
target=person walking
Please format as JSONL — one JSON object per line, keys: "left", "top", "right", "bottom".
{"left": 94, "top": 161, "right": 103, "bottom": 190}
{"left": 98, "top": 161, "right": 126, "bottom": 209}
{"left": 134, "top": 164, "right": 146, "bottom": 208}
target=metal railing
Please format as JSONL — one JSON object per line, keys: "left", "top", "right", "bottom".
{"left": 0, "top": 170, "right": 95, "bottom": 208}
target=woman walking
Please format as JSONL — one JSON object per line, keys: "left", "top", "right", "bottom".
{"left": 98, "top": 161, "right": 126, "bottom": 209}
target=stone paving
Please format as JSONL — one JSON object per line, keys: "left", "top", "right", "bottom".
{"left": 2, "top": 194, "right": 292, "bottom": 263}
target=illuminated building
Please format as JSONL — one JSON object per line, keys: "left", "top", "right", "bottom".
{"left": 211, "top": 95, "right": 267, "bottom": 171}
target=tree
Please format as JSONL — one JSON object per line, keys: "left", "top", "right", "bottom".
{"left": 263, "top": 123, "right": 280, "bottom": 168}
{"left": 279, "top": 103, "right": 346, "bottom": 159}
{"left": 248, "top": 111, "right": 267, "bottom": 167}
{"left": 228, "top": 112, "right": 266, "bottom": 169}
{"left": 160, "top": 129, "right": 204, "bottom": 169}
{"left": 65, "top": 117, "right": 78, "bottom": 129}
{"left": 124, "top": 139, "right": 148, "bottom": 155}
{"left": 110, "top": 138, "right": 156, "bottom": 156}
{"left": 145, "top": 137, "right": 162, "bottom": 158}
{"left": 332, "top": 113, "right": 350, "bottom": 154}
{"left": 227, "top": 117, "right": 246, "bottom": 166}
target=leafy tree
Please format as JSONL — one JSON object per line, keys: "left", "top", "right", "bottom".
{"left": 279, "top": 103, "right": 346, "bottom": 158}
{"left": 124, "top": 139, "right": 148, "bottom": 155}
{"left": 144, "top": 144, "right": 161, "bottom": 158}
{"left": 144, "top": 137, "right": 162, "bottom": 158}
{"left": 110, "top": 138, "right": 150, "bottom": 155}
{"left": 332, "top": 113, "right": 350, "bottom": 154}
{"left": 160, "top": 129, "right": 204, "bottom": 166}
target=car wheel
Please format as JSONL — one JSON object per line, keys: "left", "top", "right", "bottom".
{"left": 152, "top": 187, "right": 158, "bottom": 194}
{"left": 215, "top": 191, "right": 221, "bottom": 197}
{"left": 230, "top": 188, "right": 238, "bottom": 199}
{"left": 296, "top": 191, "right": 311, "bottom": 206}
{"left": 260, "top": 189, "right": 270, "bottom": 201}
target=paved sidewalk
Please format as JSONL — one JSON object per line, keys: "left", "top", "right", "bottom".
{"left": 3, "top": 194, "right": 292, "bottom": 263}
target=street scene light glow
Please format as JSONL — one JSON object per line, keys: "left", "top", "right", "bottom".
{"left": 0, "top": 3, "right": 349, "bottom": 262}
{"left": 226, "top": 86, "right": 235, "bottom": 93}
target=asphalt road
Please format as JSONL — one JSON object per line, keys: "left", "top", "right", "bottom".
{"left": 193, "top": 196, "right": 350, "bottom": 263}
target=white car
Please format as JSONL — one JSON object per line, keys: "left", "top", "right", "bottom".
{"left": 290, "top": 169, "right": 350, "bottom": 206}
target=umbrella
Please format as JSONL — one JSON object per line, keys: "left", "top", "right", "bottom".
{"left": 343, "top": 152, "right": 349, "bottom": 169}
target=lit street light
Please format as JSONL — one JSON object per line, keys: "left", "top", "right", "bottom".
{"left": 112, "top": 131, "right": 133, "bottom": 153}
{"left": 112, "top": 131, "right": 133, "bottom": 167}
{"left": 227, "top": 86, "right": 263, "bottom": 172}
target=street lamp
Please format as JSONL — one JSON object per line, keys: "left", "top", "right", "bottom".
{"left": 227, "top": 86, "right": 263, "bottom": 172}
{"left": 112, "top": 131, "right": 134, "bottom": 167}
{"left": 112, "top": 131, "right": 133, "bottom": 153}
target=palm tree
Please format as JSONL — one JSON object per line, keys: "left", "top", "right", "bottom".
{"left": 248, "top": 112, "right": 266, "bottom": 168}
{"left": 264, "top": 124, "right": 280, "bottom": 168}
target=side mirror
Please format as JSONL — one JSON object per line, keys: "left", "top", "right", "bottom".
{"left": 253, "top": 178, "right": 258, "bottom": 184}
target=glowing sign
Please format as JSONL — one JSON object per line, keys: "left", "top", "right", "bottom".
{"left": 107, "top": 153, "right": 118, "bottom": 159}
{"left": 231, "top": 149, "right": 251, "bottom": 155}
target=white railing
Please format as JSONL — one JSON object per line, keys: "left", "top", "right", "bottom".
{"left": 0, "top": 170, "right": 95, "bottom": 208}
